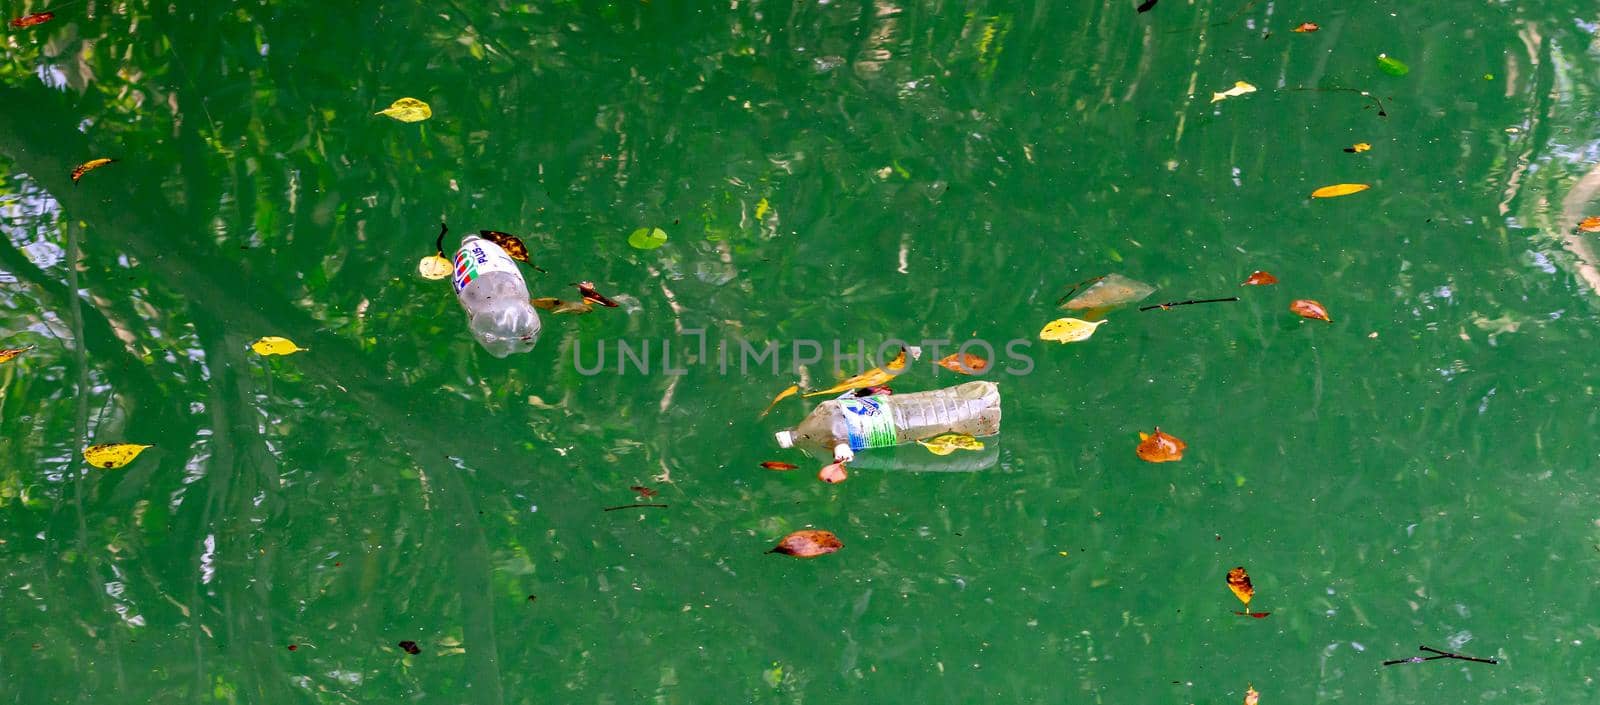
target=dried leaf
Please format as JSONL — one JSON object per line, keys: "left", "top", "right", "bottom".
{"left": 851, "top": 385, "right": 894, "bottom": 397}
{"left": 1578, "top": 216, "right": 1600, "bottom": 233}
{"left": 531, "top": 297, "right": 593, "bottom": 315}
{"left": 1234, "top": 611, "right": 1272, "bottom": 618}
{"left": 1210, "top": 81, "right": 1257, "bottom": 104}
{"left": 1242, "top": 271, "right": 1278, "bottom": 286}
{"left": 936, "top": 352, "right": 989, "bottom": 375}
{"left": 818, "top": 462, "right": 848, "bottom": 483}
{"left": 1290, "top": 299, "right": 1332, "bottom": 322}
{"left": 918, "top": 433, "right": 985, "bottom": 456}
{"left": 1245, "top": 685, "right": 1260, "bottom": 705}
{"left": 760, "top": 384, "right": 800, "bottom": 417}
{"left": 398, "top": 640, "right": 421, "bottom": 655}
{"left": 630, "top": 485, "right": 658, "bottom": 498}
{"left": 1136, "top": 0, "right": 1158, "bottom": 13}
{"left": 1226, "top": 566, "right": 1255, "bottom": 607}
{"left": 760, "top": 461, "right": 799, "bottom": 471}
{"left": 1377, "top": 53, "right": 1410, "bottom": 76}
{"left": 251, "top": 336, "right": 306, "bottom": 356}
{"left": 83, "top": 443, "right": 152, "bottom": 469}
{"left": 628, "top": 227, "right": 669, "bottom": 250}
{"left": 1039, "top": 317, "right": 1106, "bottom": 343}
{"left": 768, "top": 529, "right": 842, "bottom": 558}
{"left": 418, "top": 254, "right": 452, "bottom": 280}
{"left": 575, "top": 281, "right": 620, "bottom": 308}
{"left": 1136, "top": 427, "right": 1186, "bottom": 462}
{"left": 479, "top": 230, "right": 529, "bottom": 262}
{"left": 1291, "top": 22, "right": 1318, "bottom": 32}
{"left": 1311, "top": 183, "right": 1370, "bottom": 198}
{"left": 375, "top": 97, "right": 432, "bottom": 122}
{"left": 71, "top": 158, "right": 115, "bottom": 184}
{"left": 803, "top": 348, "right": 916, "bottom": 397}
{"left": 0, "top": 344, "right": 35, "bottom": 365}
{"left": 1344, "top": 142, "right": 1372, "bottom": 153}
{"left": 9, "top": 12, "right": 54, "bottom": 28}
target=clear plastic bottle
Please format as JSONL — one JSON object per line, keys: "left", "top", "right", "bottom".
{"left": 453, "top": 235, "right": 541, "bottom": 358}
{"left": 774, "top": 381, "right": 1001, "bottom": 461}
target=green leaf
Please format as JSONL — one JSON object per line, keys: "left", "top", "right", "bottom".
{"left": 627, "top": 227, "right": 668, "bottom": 250}
{"left": 1377, "top": 54, "right": 1410, "bottom": 76}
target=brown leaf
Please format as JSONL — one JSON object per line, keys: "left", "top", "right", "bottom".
{"left": 937, "top": 352, "right": 989, "bottom": 375}
{"left": 0, "top": 344, "right": 35, "bottom": 365}
{"left": 760, "top": 461, "right": 799, "bottom": 471}
{"left": 760, "top": 384, "right": 800, "bottom": 418}
{"left": 803, "top": 347, "right": 915, "bottom": 397}
{"left": 398, "top": 640, "right": 421, "bottom": 655}
{"left": 1579, "top": 216, "right": 1600, "bottom": 233}
{"left": 1234, "top": 611, "right": 1272, "bottom": 618}
{"left": 530, "top": 297, "right": 593, "bottom": 315}
{"left": 1226, "top": 566, "right": 1255, "bottom": 607}
{"left": 1291, "top": 22, "right": 1319, "bottom": 32}
{"left": 768, "top": 529, "right": 843, "bottom": 558}
{"left": 479, "top": 230, "right": 530, "bottom": 262}
{"left": 1290, "top": 299, "right": 1331, "bottom": 322}
{"left": 9, "top": 11, "right": 54, "bottom": 28}
{"left": 630, "top": 485, "right": 658, "bottom": 498}
{"left": 1135, "top": 427, "right": 1186, "bottom": 463}
{"left": 851, "top": 385, "right": 894, "bottom": 397}
{"left": 1242, "top": 271, "right": 1278, "bottom": 286}
{"left": 71, "top": 158, "right": 115, "bottom": 184}
{"left": 818, "top": 462, "right": 848, "bottom": 484}
{"left": 575, "top": 281, "right": 620, "bottom": 308}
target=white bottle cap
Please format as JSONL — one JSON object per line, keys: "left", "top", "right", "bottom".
{"left": 833, "top": 443, "right": 855, "bottom": 463}
{"left": 775, "top": 430, "right": 795, "bottom": 448}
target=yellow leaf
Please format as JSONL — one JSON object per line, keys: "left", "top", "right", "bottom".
{"left": 71, "top": 158, "right": 116, "bottom": 184}
{"left": 1311, "top": 183, "right": 1371, "bottom": 198}
{"left": 1210, "top": 81, "right": 1257, "bottom": 103}
{"left": 83, "top": 443, "right": 152, "bottom": 469}
{"left": 918, "top": 433, "right": 985, "bottom": 456}
{"left": 1351, "top": 142, "right": 1372, "bottom": 153}
{"left": 803, "top": 347, "right": 918, "bottom": 397}
{"left": 250, "top": 336, "right": 306, "bottom": 356}
{"left": 418, "top": 254, "right": 452, "bottom": 280}
{"left": 0, "top": 344, "right": 34, "bottom": 365}
{"left": 760, "top": 384, "right": 799, "bottom": 418}
{"left": 1226, "top": 566, "right": 1255, "bottom": 607}
{"left": 375, "top": 97, "right": 432, "bottom": 123}
{"left": 1039, "top": 317, "right": 1106, "bottom": 343}
{"left": 754, "top": 197, "right": 771, "bottom": 221}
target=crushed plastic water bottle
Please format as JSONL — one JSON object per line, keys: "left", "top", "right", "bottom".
{"left": 453, "top": 234, "right": 541, "bottom": 357}
{"left": 774, "top": 381, "right": 1001, "bottom": 462}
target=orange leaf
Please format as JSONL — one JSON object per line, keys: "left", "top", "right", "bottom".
{"left": 1226, "top": 566, "right": 1255, "bottom": 607}
{"left": 1291, "top": 22, "right": 1318, "bottom": 32}
{"left": 9, "top": 11, "right": 53, "bottom": 28}
{"left": 803, "top": 348, "right": 914, "bottom": 397}
{"left": 768, "top": 529, "right": 842, "bottom": 558}
{"left": 0, "top": 345, "right": 34, "bottom": 365}
{"left": 478, "top": 230, "right": 530, "bottom": 263}
{"left": 1579, "top": 216, "right": 1600, "bottom": 233}
{"left": 629, "top": 485, "right": 657, "bottom": 498}
{"left": 760, "top": 384, "right": 799, "bottom": 418}
{"left": 1311, "top": 183, "right": 1370, "bottom": 198}
{"left": 1290, "top": 299, "right": 1331, "bottom": 322}
{"left": 818, "top": 462, "right": 848, "bottom": 484}
{"left": 1135, "top": 427, "right": 1186, "bottom": 463}
{"left": 937, "top": 352, "right": 989, "bottom": 375}
{"left": 575, "top": 281, "right": 620, "bottom": 308}
{"left": 71, "top": 158, "right": 116, "bottom": 184}
{"left": 1245, "top": 685, "right": 1260, "bottom": 705}
{"left": 760, "top": 461, "right": 798, "bottom": 471}
{"left": 1242, "top": 271, "right": 1278, "bottom": 286}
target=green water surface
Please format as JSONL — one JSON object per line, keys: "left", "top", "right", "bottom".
{"left": 4, "top": 1, "right": 1600, "bottom": 703}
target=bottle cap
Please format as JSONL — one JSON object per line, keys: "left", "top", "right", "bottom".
{"left": 774, "top": 431, "right": 794, "bottom": 448}
{"left": 833, "top": 443, "right": 855, "bottom": 463}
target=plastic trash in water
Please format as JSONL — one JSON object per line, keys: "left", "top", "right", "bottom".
{"left": 454, "top": 234, "right": 541, "bottom": 357}
{"left": 1057, "top": 273, "right": 1155, "bottom": 311}
{"left": 774, "top": 381, "right": 1001, "bottom": 462}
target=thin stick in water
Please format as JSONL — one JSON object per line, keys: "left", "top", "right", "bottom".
{"left": 1139, "top": 297, "right": 1240, "bottom": 312}
{"left": 603, "top": 503, "right": 669, "bottom": 512}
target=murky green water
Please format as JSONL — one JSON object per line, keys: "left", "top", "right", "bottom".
{"left": 5, "top": 1, "right": 1600, "bottom": 702}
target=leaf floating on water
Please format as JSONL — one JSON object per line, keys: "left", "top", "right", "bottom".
{"left": 768, "top": 529, "right": 842, "bottom": 558}
{"left": 375, "top": 97, "right": 432, "bottom": 122}
{"left": 818, "top": 462, "right": 848, "bottom": 483}
{"left": 530, "top": 297, "right": 593, "bottom": 315}
{"left": 9, "top": 11, "right": 54, "bottom": 28}
{"left": 418, "top": 254, "right": 452, "bottom": 280}
{"left": 1234, "top": 611, "right": 1272, "bottom": 618}
{"left": 1344, "top": 142, "right": 1372, "bottom": 153}
{"left": 250, "top": 336, "right": 306, "bottom": 356}
{"left": 1226, "top": 566, "right": 1255, "bottom": 607}
{"left": 802, "top": 348, "right": 916, "bottom": 397}
{"left": 1135, "top": 427, "right": 1186, "bottom": 462}
{"left": 575, "top": 281, "right": 620, "bottom": 308}
{"left": 1290, "top": 299, "right": 1332, "bottom": 322}
{"left": 1242, "top": 271, "right": 1278, "bottom": 286}
{"left": 1291, "top": 22, "right": 1319, "bottom": 32}
{"left": 1039, "top": 317, "right": 1106, "bottom": 343}
{"left": 479, "top": 230, "right": 529, "bottom": 262}
{"left": 918, "top": 433, "right": 985, "bottom": 456}
{"left": 1310, "top": 183, "right": 1370, "bottom": 199}
{"left": 1136, "top": 0, "right": 1158, "bottom": 13}
{"left": 0, "top": 344, "right": 35, "bottom": 365}
{"left": 627, "top": 227, "right": 669, "bottom": 250}
{"left": 1377, "top": 53, "right": 1410, "bottom": 76}
{"left": 936, "top": 353, "right": 989, "bottom": 375}
{"left": 1578, "top": 216, "right": 1600, "bottom": 233}
{"left": 760, "top": 461, "right": 799, "bottom": 471}
{"left": 398, "top": 640, "right": 421, "bottom": 655}
{"left": 760, "top": 384, "right": 800, "bottom": 417}
{"left": 71, "top": 158, "right": 115, "bottom": 184}
{"left": 1210, "top": 81, "right": 1257, "bottom": 104}
{"left": 1245, "top": 685, "right": 1260, "bottom": 705}
{"left": 630, "top": 485, "right": 658, "bottom": 498}
{"left": 83, "top": 443, "right": 152, "bottom": 469}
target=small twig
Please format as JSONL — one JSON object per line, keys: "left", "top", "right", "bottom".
{"left": 602, "top": 503, "right": 668, "bottom": 512}
{"left": 1139, "top": 297, "right": 1240, "bottom": 311}
{"left": 1286, "top": 86, "right": 1388, "bottom": 117}
{"left": 435, "top": 222, "right": 448, "bottom": 256}
{"left": 1383, "top": 645, "right": 1498, "bottom": 666}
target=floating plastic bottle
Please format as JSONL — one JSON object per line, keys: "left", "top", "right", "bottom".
{"left": 453, "top": 235, "right": 541, "bottom": 357}
{"left": 774, "top": 381, "right": 1001, "bottom": 462}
